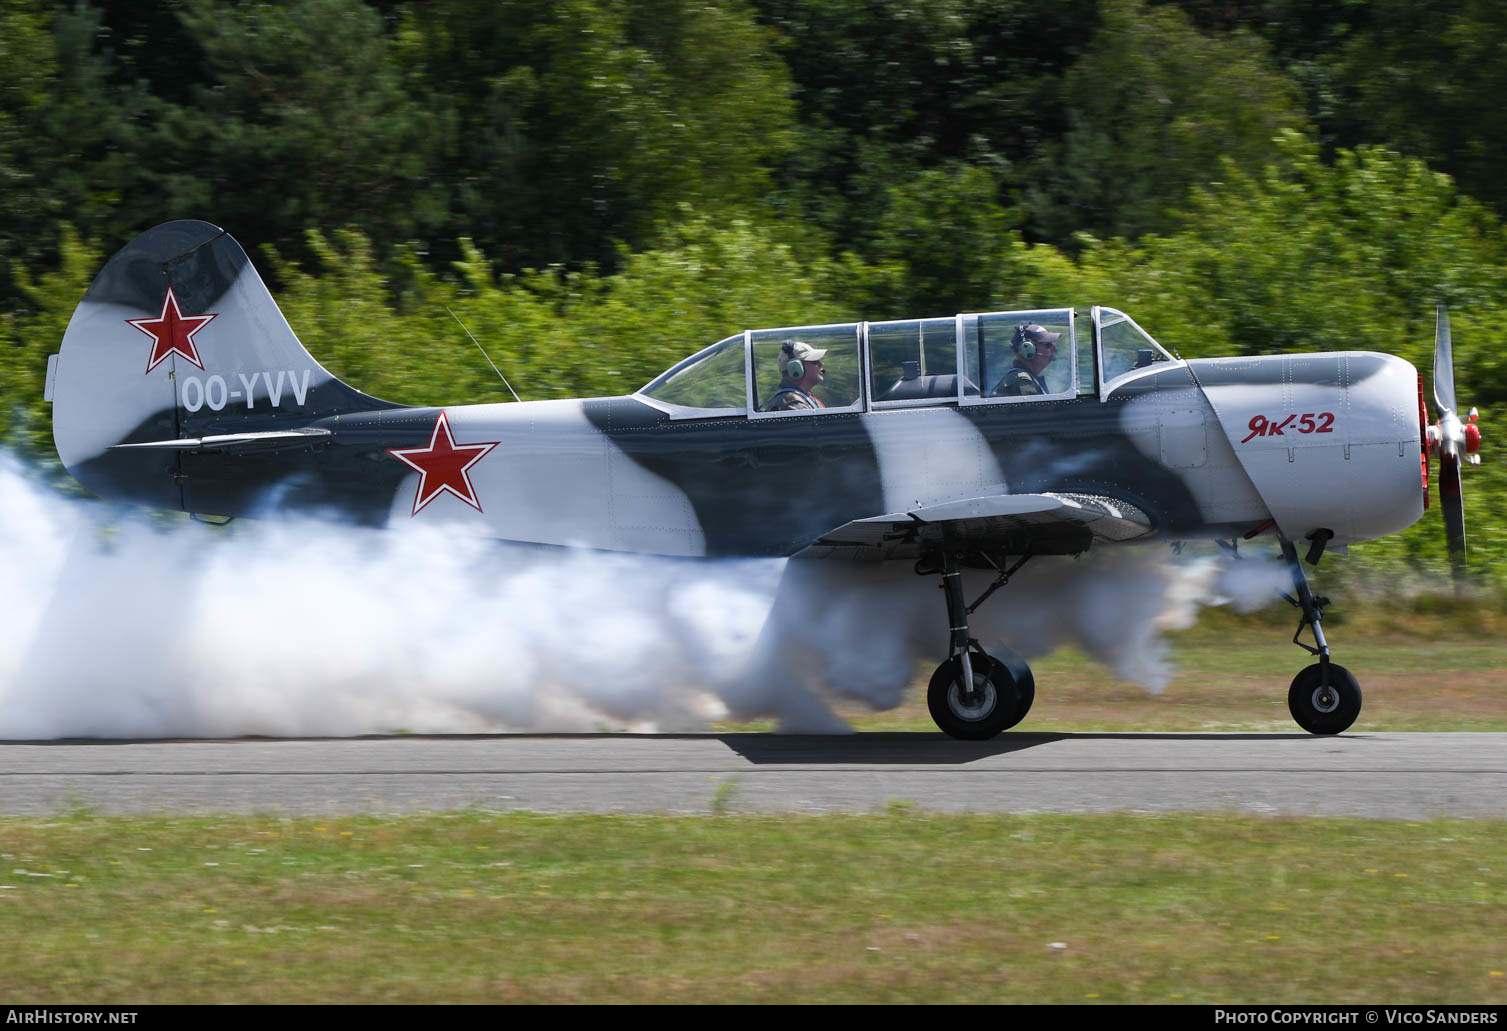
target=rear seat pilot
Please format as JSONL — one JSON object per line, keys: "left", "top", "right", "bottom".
{"left": 761, "top": 340, "right": 829, "bottom": 411}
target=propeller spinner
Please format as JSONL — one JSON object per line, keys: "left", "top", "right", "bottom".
{"left": 1427, "top": 305, "right": 1483, "bottom": 584}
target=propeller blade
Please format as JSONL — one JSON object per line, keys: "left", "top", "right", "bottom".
{"left": 1439, "top": 450, "right": 1467, "bottom": 585}
{"left": 1434, "top": 304, "right": 1457, "bottom": 417}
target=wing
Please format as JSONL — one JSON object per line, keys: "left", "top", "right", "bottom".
{"left": 796, "top": 492, "right": 1154, "bottom": 560}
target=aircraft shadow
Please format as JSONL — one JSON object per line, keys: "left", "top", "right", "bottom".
{"left": 714, "top": 731, "right": 1320, "bottom": 765}
{"left": 716, "top": 732, "right": 1063, "bottom": 765}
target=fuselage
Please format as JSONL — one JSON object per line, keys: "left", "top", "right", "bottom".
{"left": 145, "top": 351, "right": 1424, "bottom": 558}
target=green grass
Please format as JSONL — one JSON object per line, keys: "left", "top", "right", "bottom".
{"left": 1, "top": 811, "right": 1503, "bottom": 1003}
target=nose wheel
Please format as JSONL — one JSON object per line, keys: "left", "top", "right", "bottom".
{"left": 1288, "top": 662, "right": 1362, "bottom": 735}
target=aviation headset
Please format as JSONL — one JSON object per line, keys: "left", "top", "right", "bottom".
{"left": 1012, "top": 323, "right": 1037, "bottom": 362}
{"left": 781, "top": 341, "right": 806, "bottom": 381}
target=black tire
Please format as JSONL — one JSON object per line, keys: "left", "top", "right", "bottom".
{"left": 997, "top": 648, "right": 1035, "bottom": 728}
{"left": 1287, "top": 662, "right": 1362, "bottom": 735}
{"left": 927, "top": 651, "right": 1033, "bottom": 740}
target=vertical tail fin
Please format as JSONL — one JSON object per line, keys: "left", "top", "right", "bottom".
{"left": 49, "top": 220, "right": 396, "bottom": 508}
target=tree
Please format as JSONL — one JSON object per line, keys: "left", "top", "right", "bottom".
{"left": 0, "top": 0, "right": 54, "bottom": 285}
{"left": 1163, "top": 0, "right": 1507, "bottom": 221}
{"left": 394, "top": 0, "right": 796, "bottom": 271}
{"left": 1328, "top": 0, "right": 1507, "bottom": 218}
{"left": 164, "top": 0, "right": 447, "bottom": 262}
{"left": 1019, "top": 0, "right": 1309, "bottom": 245}
{"left": 861, "top": 162, "right": 1024, "bottom": 316}
{"left": 1, "top": 227, "right": 103, "bottom": 473}
{"left": 750, "top": 0, "right": 1097, "bottom": 251}
{"left": 1, "top": 3, "right": 154, "bottom": 293}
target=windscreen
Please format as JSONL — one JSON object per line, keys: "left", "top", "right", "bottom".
{"left": 1098, "top": 308, "right": 1173, "bottom": 387}
{"left": 639, "top": 334, "right": 746, "bottom": 410}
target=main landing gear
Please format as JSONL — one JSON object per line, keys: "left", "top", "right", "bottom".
{"left": 921, "top": 549, "right": 1036, "bottom": 740}
{"left": 1280, "top": 533, "right": 1362, "bottom": 735}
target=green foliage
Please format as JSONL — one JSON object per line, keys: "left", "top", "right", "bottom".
{"left": 0, "top": 0, "right": 53, "bottom": 215}
{"left": 389, "top": 0, "right": 797, "bottom": 270}
{"left": 170, "top": 0, "right": 447, "bottom": 259}
{"left": 0, "top": 0, "right": 52, "bottom": 106}
{"left": 1, "top": 226, "right": 101, "bottom": 473}
{"left": 576, "top": 213, "right": 846, "bottom": 390}
{"left": 1021, "top": 0, "right": 1309, "bottom": 244}
{"left": 750, "top": 0, "right": 1098, "bottom": 264}
{"left": 0, "top": 3, "right": 152, "bottom": 288}
{"left": 861, "top": 162, "right": 1024, "bottom": 316}
{"left": 262, "top": 231, "right": 457, "bottom": 405}
{"left": 1165, "top": 0, "right": 1507, "bottom": 223}
{"left": 1329, "top": 0, "right": 1507, "bottom": 220}
{"left": 1117, "top": 134, "right": 1505, "bottom": 380}
{"left": 1, "top": 1, "right": 795, "bottom": 291}
{"left": 1013, "top": 133, "right": 1507, "bottom": 385}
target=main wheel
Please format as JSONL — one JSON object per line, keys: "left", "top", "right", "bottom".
{"left": 1287, "top": 662, "right": 1362, "bottom": 735}
{"left": 927, "top": 651, "right": 1034, "bottom": 740}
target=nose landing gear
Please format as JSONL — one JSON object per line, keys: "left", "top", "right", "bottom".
{"left": 1281, "top": 534, "right": 1362, "bottom": 735}
{"left": 923, "top": 548, "right": 1035, "bottom": 739}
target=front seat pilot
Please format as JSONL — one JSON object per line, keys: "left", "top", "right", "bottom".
{"left": 995, "top": 323, "right": 1061, "bottom": 396}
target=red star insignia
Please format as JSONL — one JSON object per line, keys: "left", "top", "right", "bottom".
{"left": 126, "top": 285, "right": 217, "bottom": 374}
{"left": 387, "top": 410, "right": 501, "bottom": 516}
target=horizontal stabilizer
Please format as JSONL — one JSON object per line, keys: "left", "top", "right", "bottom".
{"left": 109, "top": 427, "right": 331, "bottom": 454}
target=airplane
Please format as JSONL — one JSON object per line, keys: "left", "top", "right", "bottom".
{"left": 45, "top": 220, "right": 1483, "bottom": 739}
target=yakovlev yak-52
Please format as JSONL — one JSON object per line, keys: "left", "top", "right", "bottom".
{"left": 46, "top": 221, "right": 1483, "bottom": 738}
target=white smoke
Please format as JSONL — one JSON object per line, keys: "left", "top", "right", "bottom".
{"left": 746, "top": 545, "right": 1291, "bottom": 704}
{"left": 0, "top": 454, "right": 1287, "bottom": 738}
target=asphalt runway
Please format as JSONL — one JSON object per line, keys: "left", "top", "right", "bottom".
{"left": 2, "top": 732, "right": 1504, "bottom": 819}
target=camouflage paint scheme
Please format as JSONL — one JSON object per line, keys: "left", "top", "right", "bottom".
{"left": 49, "top": 221, "right": 1427, "bottom": 565}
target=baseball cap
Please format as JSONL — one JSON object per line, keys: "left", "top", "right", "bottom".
{"left": 1015, "top": 324, "right": 1062, "bottom": 347}
{"left": 784, "top": 340, "right": 828, "bottom": 363}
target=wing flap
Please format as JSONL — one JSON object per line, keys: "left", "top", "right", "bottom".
{"left": 798, "top": 492, "right": 1153, "bottom": 560}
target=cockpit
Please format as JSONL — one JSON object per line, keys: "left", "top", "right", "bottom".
{"left": 635, "top": 306, "right": 1176, "bottom": 418}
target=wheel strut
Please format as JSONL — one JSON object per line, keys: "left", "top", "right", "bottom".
{"left": 1279, "top": 536, "right": 1332, "bottom": 688}
{"left": 924, "top": 547, "right": 1037, "bottom": 739}
{"left": 1273, "top": 535, "right": 1364, "bottom": 734}
{"left": 939, "top": 549, "right": 977, "bottom": 694}
{"left": 936, "top": 549, "right": 1030, "bottom": 671}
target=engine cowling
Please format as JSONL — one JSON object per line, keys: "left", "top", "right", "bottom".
{"left": 1191, "top": 351, "right": 1426, "bottom": 546}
